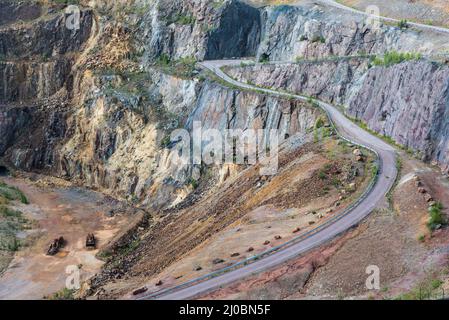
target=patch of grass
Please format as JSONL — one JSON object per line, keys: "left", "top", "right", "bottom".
{"left": 318, "top": 170, "right": 327, "bottom": 180}
{"left": 396, "top": 275, "right": 446, "bottom": 300}
{"left": 371, "top": 162, "right": 379, "bottom": 179}
{"left": 119, "top": 238, "right": 141, "bottom": 256}
{"left": 188, "top": 178, "right": 199, "bottom": 190}
{"left": 0, "top": 181, "right": 28, "bottom": 204}
{"left": 52, "top": 0, "right": 80, "bottom": 4}
{"left": 45, "top": 288, "right": 76, "bottom": 300}
{"left": 427, "top": 202, "right": 447, "bottom": 231}
{"left": 167, "top": 13, "right": 196, "bottom": 26}
{"left": 0, "top": 182, "right": 30, "bottom": 256}
{"left": 315, "top": 118, "right": 325, "bottom": 129}
{"left": 154, "top": 55, "right": 198, "bottom": 79}
{"left": 211, "top": 0, "right": 225, "bottom": 9}
{"left": 311, "top": 35, "right": 326, "bottom": 43}
{"left": 160, "top": 135, "right": 172, "bottom": 149}
{"left": 386, "top": 157, "right": 402, "bottom": 207}
{"left": 347, "top": 116, "right": 416, "bottom": 155}
{"left": 258, "top": 53, "right": 270, "bottom": 63}
{"left": 156, "top": 53, "right": 171, "bottom": 66}
{"left": 331, "top": 177, "right": 342, "bottom": 188}
{"left": 371, "top": 51, "right": 422, "bottom": 67}
{"left": 0, "top": 206, "right": 23, "bottom": 219}
{"left": 398, "top": 19, "right": 409, "bottom": 29}
{"left": 96, "top": 249, "right": 113, "bottom": 261}
{"left": 0, "top": 204, "right": 29, "bottom": 253}
{"left": 431, "top": 279, "right": 443, "bottom": 290}
{"left": 6, "top": 238, "right": 20, "bottom": 252}
{"left": 0, "top": 220, "right": 23, "bottom": 252}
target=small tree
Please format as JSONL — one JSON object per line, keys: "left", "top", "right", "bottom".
{"left": 398, "top": 19, "right": 409, "bottom": 29}
{"left": 259, "top": 53, "right": 270, "bottom": 63}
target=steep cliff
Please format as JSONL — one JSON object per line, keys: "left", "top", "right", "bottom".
{"left": 139, "top": 0, "right": 261, "bottom": 63}
{"left": 0, "top": 0, "right": 321, "bottom": 209}
{"left": 3, "top": 66, "right": 321, "bottom": 209}
{"left": 0, "top": 3, "right": 94, "bottom": 104}
{"left": 254, "top": 2, "right": 449, "bottom": 62}
{"left": 1, "top": 0, "right": 449, "bottom": 207}
{"left": 228, "top": 58, "right": 449, "bottom": 173}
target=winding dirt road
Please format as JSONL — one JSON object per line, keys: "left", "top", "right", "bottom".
{"left": 138, "top": 59, "right": 398, "bottom": 300}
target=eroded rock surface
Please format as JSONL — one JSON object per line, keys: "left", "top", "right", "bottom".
{"left": 228, "top": 58, "right": 449, "bottom": 173}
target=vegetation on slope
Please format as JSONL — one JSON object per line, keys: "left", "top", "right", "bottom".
{"left": 0, "top": 180, "right": 30, "bottom": 274}
{"left": 372, "top": 51, "right": 422, "bottom": 67}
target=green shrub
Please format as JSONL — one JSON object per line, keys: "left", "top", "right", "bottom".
{"left": 318, "top": 170, "right": 327, "bottom": 180}
{"left": 188, "top": 178, "right": 199, "bottom": 190}
{"left": 155, "top": 55, "right": 197, "bottom": 78}
{"left": 371, "top": 163, "right": 379, "bottom": 178}
{"left": 372, "top": 51, "right": 422, "bottom": 67}
{"left": 315, "top": 118, "right": 325, "bottom": 129}
{"left": 176, "top": 15, "right": 196, "bottom": 25}
{"left": 0, "top": 205, "right": 22, "bottom": 218}
{"left": 431, "top": 279, "right": 443, "bottom": 290}
{"left": 7, "top": 238, "right": 20, "bottom": 252}
{"left": 160, "top": 135, "right": 171, "bottom": 148}
{"left": 427, "top": 202, "right": 446, "bottom": 231}
{"left": 53, "top": 0, "right": 80, "bottom": 4}
{"left": 311, "top": 36, "right": 326, "bottom": 43}
{"left": 157, "top": 54, "right": 171, "bottom": 66}
{"left": 259, "top": 53, "right": 270, "bottom": 63}
{"left": 0, "top": 182, "right": 28, "bottom": 204}
{"left": 398, "top": 19, "right": 409, "bottom": 29}
{"left": 46, "top": 288, "right": 76, "bottom": 300}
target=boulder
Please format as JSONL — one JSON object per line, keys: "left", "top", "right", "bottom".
{"left": 132, "top": 287, "right": 148, "bottom": 296}
{"left": 212, "top": 258, "right": 225, "bottom": 265}
{"left": 293, "top": 227, "right": 301, "bottom": 233}
{"left": 418, "top": 187, "right": 427, "bottom": 194}
{"left": 425, "top": 194, "right": 434, "bottom": 203}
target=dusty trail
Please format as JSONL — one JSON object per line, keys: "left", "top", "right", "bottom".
{"left": 0, "top": 177, "right": 130, "bottom": 300}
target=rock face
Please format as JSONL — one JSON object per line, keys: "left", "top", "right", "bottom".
{"left": 256, "top": 4, "right": 449, "bottom": 62}
{"left": 0, "top": 9, "right": 94, "bottom": 60}
{"left": 0, "top": 107, "right": 29, "bottom": 155}
{"left": 138, "top": 0, "right": 447, "bottom": 64}
{"left": 0, "top": 5, "right": 94, "bottom": 104}
{"left": 1, "top": 0, "right": 449, "bottom": 209}
{"left": 0, "top": 1, "right": 42, "bottom": 27}
{"left": 0, "top": 1, "right": 323, "bottom": 209}
{"left": 228, "top": 58, "right": 449, "bottom": 173}
{"left": 2, "top": 68, "right": 320, "bottom": 208}
{"left": 227, "top": 57, "right": 370, "bottom": 106}
{"left": 348, "top": 61, "right": 449, "bottom": 169}
{"left": 139, "top": 0, "right": 261, "bottom": 63}
{"left": 204, "top": 0, "right": 261, "bottom": 59}
{"left": 0, "top": 59, "right": 73, "bottom": 103}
